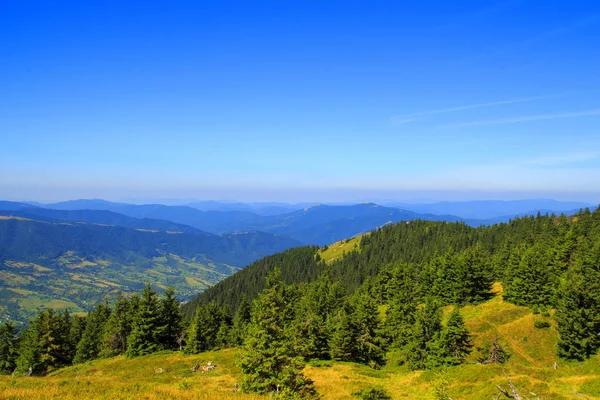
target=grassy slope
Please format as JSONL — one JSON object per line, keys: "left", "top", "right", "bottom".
{"left": 2, "top": 284, "right": 599, "bottom": 399}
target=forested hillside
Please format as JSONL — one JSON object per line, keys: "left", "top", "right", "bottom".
{"left": 0, "top": 216, "right": 300, "bottom": 324}
{"left": 185, "top": 208, "right": 600, "bottom": 317}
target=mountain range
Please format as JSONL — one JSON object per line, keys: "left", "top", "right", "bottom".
{"left": 0, "top": 197, "right": 596, "bottom": 324}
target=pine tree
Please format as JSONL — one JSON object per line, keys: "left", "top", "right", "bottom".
{"left": 156, "top": 287, "right": 182, "bottom": 351}
{"left": 183, "top": 302, "right": 223, "bottom": 354}
{"left": 456, "top": 245, "right": 493, "bottom": 304}
{"left": 406, "top": 301, "right": 443, "bottom": 370}
{"left": 384, "top": 263, "right": 419, "bottom": 350}
{"left": 329, "top": 304, "right": 356, "bottom": 361}
{"left": 427, "top": 307, "right": 472, "bottom": 368}
{"left": 352, "top": 292, "right": 386, "bottom": 367}
{"left": 126, "top": 284, "right": 163, "bottom": 357}
{"left": 239, "top": 268, "right": 316, "bottom": 398}
{"left": 230, "top": 296, "right": 252, "bottom": 346}
{"left": 74, "top": 301, "right": 111, "bottom": 363}
{"left": 0, "top": 322, "right": 19, "bottom": 374}
{"left": 555, "top": 264, "right": 600, "bottom": 360}
{"left": 16, "top": 309, "right": 74, "bottom": 375}
{"left": 101, "top": 294, "right": 133, "bottom": 357}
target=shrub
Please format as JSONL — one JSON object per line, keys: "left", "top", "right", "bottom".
{"left": 351, "top": 387, "right": 392, "bottom": 400}
{"left": 534, "top": 321, "right": 551, "bottom": 329}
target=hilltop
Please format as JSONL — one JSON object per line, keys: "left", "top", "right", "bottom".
{"left": 2, "top": 288, "right": 599, "bottom": 399}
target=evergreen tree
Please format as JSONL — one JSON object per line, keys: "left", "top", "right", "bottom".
{"left": 126, "top": 284, "right": 163, "bottom": 357}
{"left": 427, "top": 307, "right": 472, "bottom": 368}
{"left": 16, "top": 309, "right": 73, "bottom": 375}
{"left": 329, "top": 304, "right": 356, "bottom": 361}
{"left": 239, "top": 268, "right": 316, "bottom": 398}
{"left": 183, "top": 302, "right": 223, "bottom": 354}
{"left": 156, "top": 287, "right": 182, "bottom": 351}
{"left": 101, "top": 294, "right": 133, "bottom": 357}
{"left": 74, "top": 301, "right": 111, "bottom": 363}
{"left": 295, "top": 272, "right": 345, "bottom": 360}
{"left": 503, "top": 244, "right": 555, "bottom": 307}
{"left": 69, "top": 315, "right": 86, "bottom": 362}
{"left": 352, "top": 292, "right": 386, "bottom": 367}
{"left": 406, "top": 301, "right": 443, "bottom": 370}
{"left": 456, "top": 245, "right": 493, "bottom": 304}
{"left": 384, "top": 263, "right": 419, "bottom": 350}
{"left": 555, "top": 264, "right": 600, "bottom": 360}
{"left": 0, "top": 322, "right": 19, "bottom": 374}
{"left": 230, "top": 296, "right": 252, "bottom": 346}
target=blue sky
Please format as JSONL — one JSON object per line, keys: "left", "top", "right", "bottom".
{"left": 1, "top": 0, "right": 600, "bottom": 203}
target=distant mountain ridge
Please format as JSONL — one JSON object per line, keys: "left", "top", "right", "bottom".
{"left": 13, "top": 198, "right": 597, "bottom": 246}
{"left": 385, "top": 199, "right": 595, "bottom": 219}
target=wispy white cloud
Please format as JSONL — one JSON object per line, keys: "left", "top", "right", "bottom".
{"left": 442, "top": 109, "right": 600, "bottom": 128}
{"left": 390, "top": 94, "right": 556, "bottom": 125}
{"left": 524, "top": 152, "right": 600, "bottom": 167}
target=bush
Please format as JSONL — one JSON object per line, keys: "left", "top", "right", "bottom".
{"left": 534, "top": 321, "right": 551, "bottom": 329}
{"left": 351, "top": 387, "right": 392, "bottom": 400}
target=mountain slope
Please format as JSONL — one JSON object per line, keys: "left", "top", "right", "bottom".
{"left": 2, "top": 293, "right": 599, "bottom": 399}
{"left": 0, "top": 216, "right": 301, "bottom": 324}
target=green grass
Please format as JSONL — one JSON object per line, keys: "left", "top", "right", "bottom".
{"left": 2, "top": 285, "right": 599, "bottom": 399}
{"left": 318, "top": 235, "right": 363, "bottom": 264}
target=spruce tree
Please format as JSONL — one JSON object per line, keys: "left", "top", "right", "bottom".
{"left": 74, "top": 301, "right": 111, "bottom": 363}
{"left": 555, "top": 264, "right": 600, "bottom": 360}
{"left": 427, "top": 307, "right": 472, "bottom": 368}
{"left": 0, "top": 322, "right": 19, "bottom": 374}
{"left": 16, "top": 309, "right": 73, "bottom": 374}
{"left": 156, "top": 287, "right": 182, "bottom": 351}
{"left": 384, "top": 263, "right": 419, "bottom": 350}
{"left": 183, "top": 302, "right": 222, "bottom": 354}
{"left": 329, "top": 304, "right": 356, "bottom": 361}
{"left": 456, "top": 245, "right": 493, "bottom": 304}
{"left": 406, "top": 301, "right": 443, "bottom": 370}
{"left": 101, "top": 294, "right": 133, "bottom": 357}
{"left": 239, "top": 268, "right": 316, "bottom": 397}
{"left": 127, "top": 284, "right": 164, "bottom": 357}
{"left": 352, "top": 292, "right": 386, "bottom": 367}
{"left": 230, "top": 296, "right": 252, "bottom": 346}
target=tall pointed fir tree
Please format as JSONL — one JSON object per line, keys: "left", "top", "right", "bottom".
{"left": 230, "top": 296, "right": 252, "bottom": 346}
{"left": 351, "top": 292, "right": 387, "bottom": 367}
{"left": 16, "top": 309, "right": 74, "bottom": 375}
{"left": 101, "top": 294, "right": 133, "bottom": 357}
{"left": 384, "top": 263, "right": 419, "bottom": 350}
{"left": 427, "top": 307, "right": 473, "bottom": 368}
{"left": 406, "top": 301, "right": 443, "bottom": 370}
{"left": 74, "top": 301, "right": 111, "bottom": 363}
{"left": 239, "top": 268, "right": 316, "bottom": 398}
{"left": 0, "top": 322, "right": 19, "bottom": 374}
{"left": 126, "top": 284, "right": 163, "bottom": 357}
{"left": 555, "top": 263, "right": 600, "bottom": 360}
{"left": 456, "top": 245, "right": 493, "bottom": 304}
{"left": 156, "top": 287, "right": 182, "bottom": 351}
{"left": 183, "top": 302, "right": 223, "bottom": 354}
{"left": 329, "top": 303, "right": 356, "bottom": 362}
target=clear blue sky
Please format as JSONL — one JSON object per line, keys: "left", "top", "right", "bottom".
{"left": 1, "top": 0, "right": 600, "bottom": 203}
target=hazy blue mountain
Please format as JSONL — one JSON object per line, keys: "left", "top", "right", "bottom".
{"left": 0, "top": 201, "right": 37, "bottom": 210}
{"left": 0, "top": 208, "right": 211, "bottom": 235}
{"left": 184, "top": 201, "right": 311, "bottom": 216}
{"left": 385, "top": 199, "right": 594, "bottom": 219}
